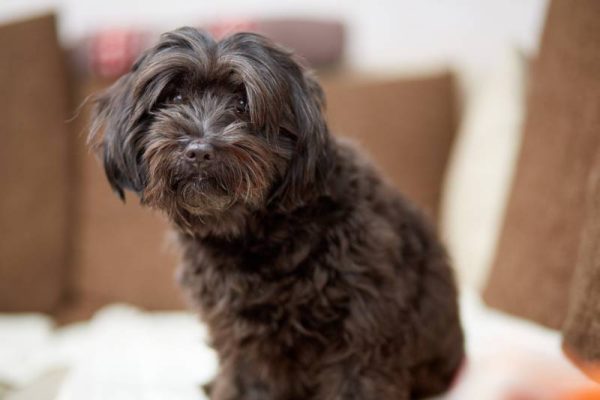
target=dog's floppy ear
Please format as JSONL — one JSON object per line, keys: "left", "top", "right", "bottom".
{"left": 88, "top": 55, "right": 149, "bottom": 201}
{"left": 272, "top": 59, "right": 331, "bottom": 207}
{"left": 275, "top": 68, "right": 332, "bottom": 206}
{"left": 220, "top": 33, "right": 332, "bottom": 207}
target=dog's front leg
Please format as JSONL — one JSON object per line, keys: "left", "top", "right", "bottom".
{"left": 314, "top": 364, "right": 410, "bottom": 400}
{"left": 206, "top": 360, "right": 272, "bottom": 400}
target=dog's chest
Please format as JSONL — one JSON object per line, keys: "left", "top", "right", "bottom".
{"left": 179, "top": 237, "right": 348, "bottom": 354}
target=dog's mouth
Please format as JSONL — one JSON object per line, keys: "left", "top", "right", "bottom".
{"left": 149, "top": 147, "right": 273, "bottom": 217}
{"left": 176, "top": 173, "right": 234, "bottom": 214}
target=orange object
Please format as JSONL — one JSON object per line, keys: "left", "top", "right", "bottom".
{"left": 563, "top": 342, "right": 600, "bottom": 384}
{"left": 561, "top": 388, "right": 600, "bottom": 400}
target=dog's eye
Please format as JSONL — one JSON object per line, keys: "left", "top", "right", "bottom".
{"left": 171, "top": 93, "right": 184, "bottom": 103}
{"left": 235, "top": 97, "right": 248, "bottom": 114}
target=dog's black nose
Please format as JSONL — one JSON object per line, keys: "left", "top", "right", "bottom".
{"left": 185, "top": 142, "right": 214, "bottom": 163}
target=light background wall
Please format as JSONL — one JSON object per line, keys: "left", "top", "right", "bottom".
{"left": 1, "top": 0, "right": 548, "bottom": 75}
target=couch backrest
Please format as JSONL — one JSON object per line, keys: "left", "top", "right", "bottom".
{"left": 0, "top": 14, "right": 71, "bottom": 313}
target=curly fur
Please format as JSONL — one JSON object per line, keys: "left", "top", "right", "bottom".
{"left": 89, "top": 27, "right": 464, "bottom": 399}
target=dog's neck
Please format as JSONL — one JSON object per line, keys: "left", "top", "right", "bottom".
{"left": 175, "top": 190, "right": 351, "bottom": 281}
{"left": 177, "top": 188, "right": 340, "bottom": 245}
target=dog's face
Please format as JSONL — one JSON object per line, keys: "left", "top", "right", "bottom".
{"left": 89, "top": 28, "right": 330, "bottom": 229}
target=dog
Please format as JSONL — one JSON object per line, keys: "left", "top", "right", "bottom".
{"left": 89, "top": 27, "right": 464, "bottom": 400}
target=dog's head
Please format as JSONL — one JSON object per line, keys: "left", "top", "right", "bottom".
{"left": 89, "top": 28, "right": 331, "bottom": 229}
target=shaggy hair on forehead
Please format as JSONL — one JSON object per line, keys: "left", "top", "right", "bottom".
{"left": 89, "top": 27, "right": 464, "bottom": 399}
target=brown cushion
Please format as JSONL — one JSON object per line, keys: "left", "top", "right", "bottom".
{"left": 0, "top": 14, "right": 70, "bottom": 312}
{"left": 323, "top": 72, "right": 457, "bottom": 221}
{"left": 483, "top": 0, "right": 600, "bottom": 329}
{"left": 256, "top": 19, "right": 344, "bottom": 68}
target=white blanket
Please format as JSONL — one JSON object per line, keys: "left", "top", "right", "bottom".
{"left": 0, "top": 292, "right": 593, "bottom": 400}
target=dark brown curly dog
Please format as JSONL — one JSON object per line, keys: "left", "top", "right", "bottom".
{"left": 89, "top": 27, "right": 464, "bottom": 400}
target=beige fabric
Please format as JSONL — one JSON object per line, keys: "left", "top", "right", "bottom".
{"left": 5, "top": 368, "right": 67, "bottom": 400}
{"left": 441, "top": 50, "right": 527, "bottom": 290}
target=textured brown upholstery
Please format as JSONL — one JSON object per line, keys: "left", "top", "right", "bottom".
{"left": 323, "top": 73, "right": 457, "bottom": 221}
{"left": 563, "top": 161, "right": 600, "bottom": 363}
{"left": 483, "top": 0, "right": 600, "bottom": 332}
{"left": 0, "top": 15, "right": 70, "bottom": 312}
